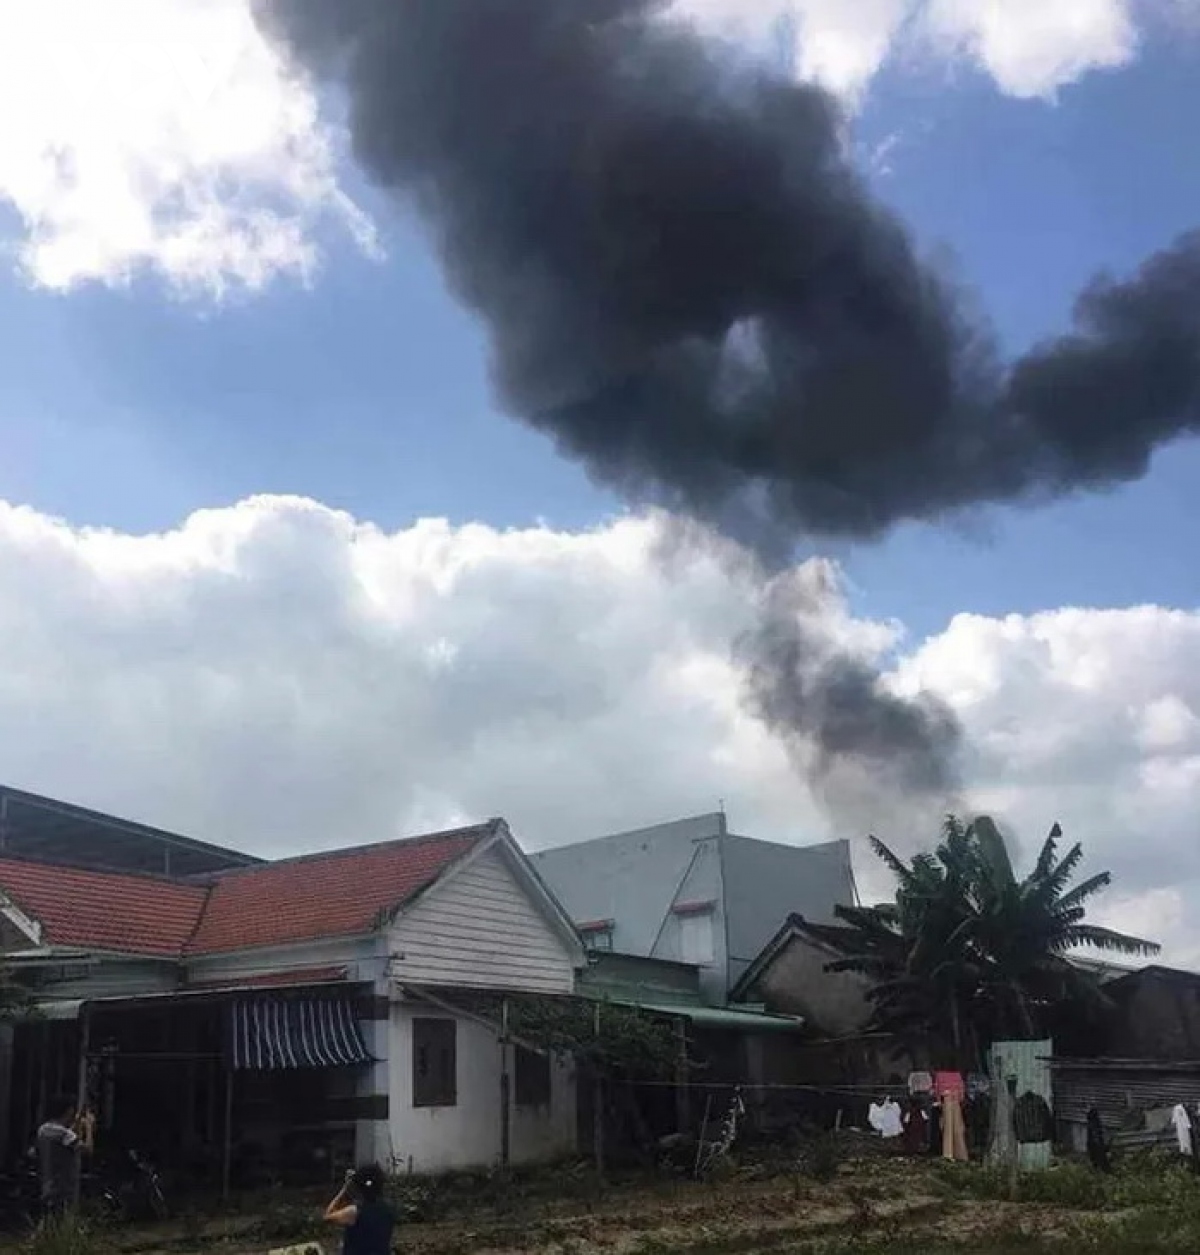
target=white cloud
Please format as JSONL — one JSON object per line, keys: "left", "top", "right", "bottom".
{"left": 896, "top": 606, "right": 1200, "bottom": 904}
{"left": 0, "top": 494, "right": 1197, "bottom": 961}
{"left": 919, "top": 0, "right": 1138, "bottom": 98}
{"left": 0, "top": 0, "right": 374, "bottom": 295}
{"left": 676, "top": 0, "right": 1167, "bottom": 103}
{"left": 676, "top": 0, "right": 917, "bottom": 102}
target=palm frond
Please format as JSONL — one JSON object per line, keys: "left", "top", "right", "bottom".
{"left": 1032, "top": 824, "right": 1063, "bottom": 881}
{"left": 1066, "top": 925, "right": 1161, "bottom": 956}
{"left": 1054, "top": 871, "right": 1113, "bottom": 913}
{"left": 971, "top": 815, "right": 1016, "bottom": 889}
{"left": 868, "top": 835, "right": 911, "bottom": 882}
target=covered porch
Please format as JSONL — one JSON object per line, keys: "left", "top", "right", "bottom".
{"left": 5, "top": 979, "right": 379, "bottom": 1196}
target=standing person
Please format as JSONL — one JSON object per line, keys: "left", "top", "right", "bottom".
{"left": 323, "top": 1164, "right": 394, "bottom": 1255}
{"left": 36, "top": 1097, "right": 94, "bottom": 1218}
{"left": 1085, "top": 1108, "right": 1111, "bottom": 1173}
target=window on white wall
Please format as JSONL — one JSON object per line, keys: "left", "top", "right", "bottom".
{"left": 412, "top": 1017, "right": 457, "bottom": 1108}
{"left": 578, "top": 921, "right": 614, "bottom": 952}
{"left": 679, "top": 909, "right": 715, "bottom": 965}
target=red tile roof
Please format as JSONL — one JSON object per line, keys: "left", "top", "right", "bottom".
{"left": 187, "top": 822, "right": 494, "bottom": 955}
{"left": 0, "top": 821, "right": 499, "bottom": 960}
{"left": 0, "top": 859, "right": 206, "bottom": 958}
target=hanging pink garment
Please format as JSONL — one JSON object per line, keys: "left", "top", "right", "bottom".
{"left": 933, "top": 1071, "right": 965, "bottom": 1101}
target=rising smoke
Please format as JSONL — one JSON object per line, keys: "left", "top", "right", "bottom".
{"left": 252, "top": 0, "right": 1200, "bottom": 818}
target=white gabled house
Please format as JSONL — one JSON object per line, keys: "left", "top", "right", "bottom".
{"left": 0, "top": 817, "right": 586, "bottom": 1183}
{"left": 383, "top": 832, "right": 583, "bottom": 1171}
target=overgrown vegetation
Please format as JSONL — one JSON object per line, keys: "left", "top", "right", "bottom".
{"left": 830, "top": 814, "right": 1158, "bottom": 1064}
{"left": 464, "top": 993, "right": 687, "bottom": 1079}
{"left": 10, "top": 1147, "right": 1200, "bottom": 1254}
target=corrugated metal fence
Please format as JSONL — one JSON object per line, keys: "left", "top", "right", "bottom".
{"left": 1052, "top": 1060, "right": 1200, "bottom": 1150}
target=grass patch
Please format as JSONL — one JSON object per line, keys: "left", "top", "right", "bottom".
{"left": 20, "top": 1215, "right": 111, "bottom": 1255}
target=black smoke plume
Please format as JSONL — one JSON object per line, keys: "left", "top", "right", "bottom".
{"left": 253, "top": 0, "right": 1197, "bottom": 812}
{"left": 743, "top": 564, "right": 961, "bottom": 799}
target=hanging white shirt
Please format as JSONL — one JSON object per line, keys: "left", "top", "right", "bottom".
{"left": 1171, "top": 1103, "right": 1192, "bottom": 1155}
{"left": 869, "top": 1099, "right": 903, "bottom": 1139}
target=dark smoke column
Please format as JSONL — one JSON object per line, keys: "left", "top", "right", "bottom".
{"left": 254, "top": 0, "right": 1200, "bottom": 554}
{"left": 253, "top": 0, "right": 1200, "bottom": 826}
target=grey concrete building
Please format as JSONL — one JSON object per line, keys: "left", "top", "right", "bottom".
{"left": 530, "top": 812, "right": 857, "bottom": 1005}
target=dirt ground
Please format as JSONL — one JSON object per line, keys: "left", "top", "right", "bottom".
{"left": 11, "top": 1155, "right": 1187, "bottom": 1255}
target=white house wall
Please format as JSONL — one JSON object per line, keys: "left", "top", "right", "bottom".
{"left": 389, "top": 845, "right": 576, "bottom": 995}
{"left": 388, "top": 1001, "right": 575, "bottom": 1174}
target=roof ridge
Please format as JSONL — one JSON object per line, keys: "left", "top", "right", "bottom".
{"left": 180, "top": 881, "right": 217, "bottom": 957}
{"left": 206, "top": 818, "right": 501, "bottom": 880}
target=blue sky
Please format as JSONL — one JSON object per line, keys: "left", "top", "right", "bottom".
{"left": 0, "top": 2, "right": 1199, "bottom": 958}
{"left": 1, "top": 13, "right": 1196, "bottom": 643}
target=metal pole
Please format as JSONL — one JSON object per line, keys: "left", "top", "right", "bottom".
{"left": 693, "top": 1095, "right": 712, "bottom": 1179}
{"left": 674, "top": 1018, "right": 689, "bottom": 1135}
{"left": 73, "top": 1007, "right": 91, "bottom": 1209}
{"left": 592, "top": 1003, "right": 604, "bottom": 1176}
{"left": 499, "top": 998, "right": 511, "bottom": 1170}
{"left": 221, "top": 1066, "right": 234, "bottom": 1202}
{"left": 1006, "top": 1077, "right": 1019, "bottom": 1199}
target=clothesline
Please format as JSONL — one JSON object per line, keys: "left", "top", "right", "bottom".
{"left": 606, "top": 1079, "right": 990, "bottom": 1097}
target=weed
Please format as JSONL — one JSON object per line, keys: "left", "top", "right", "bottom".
{"left": 800, "top": 1133, "right": 841, "bottom": 1184}
{"left": 21, "top": 1214, "right": 110, "bottom": 1255}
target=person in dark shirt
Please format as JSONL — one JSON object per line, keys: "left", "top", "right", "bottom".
{"left": 323, "top": 1164, "right": 395, "bottom": 1255}
{"left": 1086, "top": 1107, "right": 1111, "bottom": 1173}
{"left": 36, "top": 1096, "right": 94, "bottom": 1216}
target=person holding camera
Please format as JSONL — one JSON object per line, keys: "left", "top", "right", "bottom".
{"left": 36, "top": 1096, "right": 95, "bottom": 1217}
{"left": 322, "top": 1164, "right": 394, "bottom": 1255}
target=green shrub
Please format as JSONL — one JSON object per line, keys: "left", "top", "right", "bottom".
{"left": 800, "top": 1132, "right": 841, "bottom": 1183}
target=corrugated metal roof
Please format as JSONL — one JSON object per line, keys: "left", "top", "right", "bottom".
{"left": 1051, "top": 1058, "right": 1200, "bottom": 1071}
{"left": 611, "top": 998, "right": 805, "bottom": 1033}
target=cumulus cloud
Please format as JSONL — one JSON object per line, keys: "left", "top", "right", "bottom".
{"left": 677, "top": 0, "right": 1165, "bottom": 103}
{"left": 919, "top": 0, "right": 1138, "bottom": 99}
{"left": 676, "top": 0, "right": 917, "bottom": 101}
{"left": 0, "top": 0, "right": 374, "bottom": 294}
{"left": 0, "top": 493, "right": 1196, "bottom": 958}
{"left": 894, "top": 606, "right": 1200, "bottom": 962}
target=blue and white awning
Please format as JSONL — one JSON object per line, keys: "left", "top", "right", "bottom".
{"left": 231, "top": 997, "right": 373, "bottom": 1070}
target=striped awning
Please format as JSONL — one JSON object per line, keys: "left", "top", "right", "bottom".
{"left": 231, "top": 997, "right": 372, "bottom": 1070}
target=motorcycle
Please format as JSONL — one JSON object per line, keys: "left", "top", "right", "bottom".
{"left": 10, "top": 1144, "right": 168, "bottom": 1228}
{"left": 87, "top": 1147, "right": 168, "bottom": 1222}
